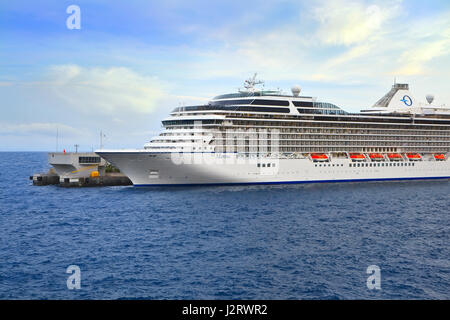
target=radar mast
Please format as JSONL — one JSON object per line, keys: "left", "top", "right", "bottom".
{"left": 241, "top": 73, "right": 264, "bottom": 92}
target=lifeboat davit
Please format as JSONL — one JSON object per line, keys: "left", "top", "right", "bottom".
{"left": 369, "top": 153, "right": 384, "bottom": 161}
{"left": 388, "top": 153, "right": 403, "bottom": 161}
{"left": 406, "top": 153, "right": 421, "bottom": 161}
{"left": 434, "top": 154, "right": 446, "bottom": 160}
{"left": 311, "top": 153, "right": 329, "bottom": 161}
{"left": 349, "top": 153, "right": 366, "bottom": 161}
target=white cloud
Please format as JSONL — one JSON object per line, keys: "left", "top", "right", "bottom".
{"left": 169, "top": 1, "right": 405, "bottom": 83}
{"left": 165, "top": 0, "right": 450, "bottom": 110}
{"left": 394, "top": 39, "right": 450, "bottom": 76}
{"left": 41, "top": 65, "right": 168, "bottom": 115}
{"left": 178, "top": 30, "right": 313, "bottom": 82}
{"left": 391, "top": 10, "right": 450, "bottom": 76}
{"left": 0, "top": 64, "right": 216, "bottom": 150}
{"left": 313, "top": 0, "right": 398, "bottom": 46}
{"left": 305, "top": 1, "right": 450, "bottom": 82}
{"left": 0, "top": 122, "right": 86, "bottom": 137}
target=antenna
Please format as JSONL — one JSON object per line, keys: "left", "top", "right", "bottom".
{"left": 243, "top": 73, "right": 264, "bottom": 91}
{"left": 56, "top": 127, "right": 59, "bottom": 152}
{"left": 100, "top": 130, "right": 104, "bottom": 150}
{"left": 74, "top": 144, "right": 79, "bottom": 153}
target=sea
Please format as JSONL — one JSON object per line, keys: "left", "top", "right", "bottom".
{"left": 0, "top": 152, "right": 449, "bottom": 299}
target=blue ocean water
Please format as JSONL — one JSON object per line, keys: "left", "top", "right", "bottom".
{"left": 0, "top": 152, "right": 449, "bottom": 299}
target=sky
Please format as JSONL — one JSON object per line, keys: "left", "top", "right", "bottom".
{"left": 1, "top": 0, "right": 449, "bottom": 151}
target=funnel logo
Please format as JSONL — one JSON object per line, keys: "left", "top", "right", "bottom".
{"left": 400, "top": 95, "right": 412, "bottom": 106}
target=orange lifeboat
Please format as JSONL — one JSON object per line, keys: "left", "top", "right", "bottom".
{"left": 349, "top": 153, "right": 365, "bottom": 161}
{"left": 406, "top": 153, "right": 421, "bottom": 161}
{"left": 369, "top": 153, "right": 384, "bottom": 161}
{"left": 388, "top": 153, "right": 403, "bottom": 161}
{"left": 311, "top": 153, "right": 329, "bottom": 161}
{"left": 434, "top": 154, "right": 446, "bottom": 160}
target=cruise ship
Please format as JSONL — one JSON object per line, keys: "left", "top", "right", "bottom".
{"left": 97, "top": 75, "right": 450, "bottom": 186}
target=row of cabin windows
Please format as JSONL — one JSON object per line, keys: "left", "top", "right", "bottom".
{"left": 277, "top": 129, "right": 450, "bottom": 135}
{"left": 349, "top": 162, "right": 416, "bottom": 167}
{"left": 210, "top": 99, "right": 290, "bottom": 106}
{"left": 172, "top": 105, "right": 290, "bottom": 113}
{"left": 314, "top": 162, "right": 417, "bottom": 168}
{"left": 314, "top": 164, "right": 345, "bottom": 167}
{"left": 229, "top": 120, "right": 450, "bottom": 130}
{"left": 164, "top": 121, "right": 450, "bottom": 133}
{"left": 257, "top": 163, "right": 276, "bottom": 168}
{"left": 79, "top": 156, "right": 101, "bottom": 164}
{"left": 230, "top": 114, "right": 450, "bottom": 125}
{"left": 297, "top": 108, "right": 347, "bottom": 115}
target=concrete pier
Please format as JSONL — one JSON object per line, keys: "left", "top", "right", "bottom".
{"left": 31, "top": 152, "right": 132, "bottom": 187}
{"left": 30, "top": 172, "right": 60, "bottom": 186}
{"left": 30, "top": 171, "right": 132, "bottom": 187}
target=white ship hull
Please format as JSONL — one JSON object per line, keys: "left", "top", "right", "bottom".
{"left": 96, "top": 151, "right": 450, "bottom": 186}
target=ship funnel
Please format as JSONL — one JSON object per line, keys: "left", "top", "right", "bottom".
{"left": 371, "top": 83, "right": 414, "bottom": 109}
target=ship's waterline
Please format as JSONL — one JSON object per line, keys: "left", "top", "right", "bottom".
{"left": 96, "top": 151, "right": 450, "bottom": 186}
